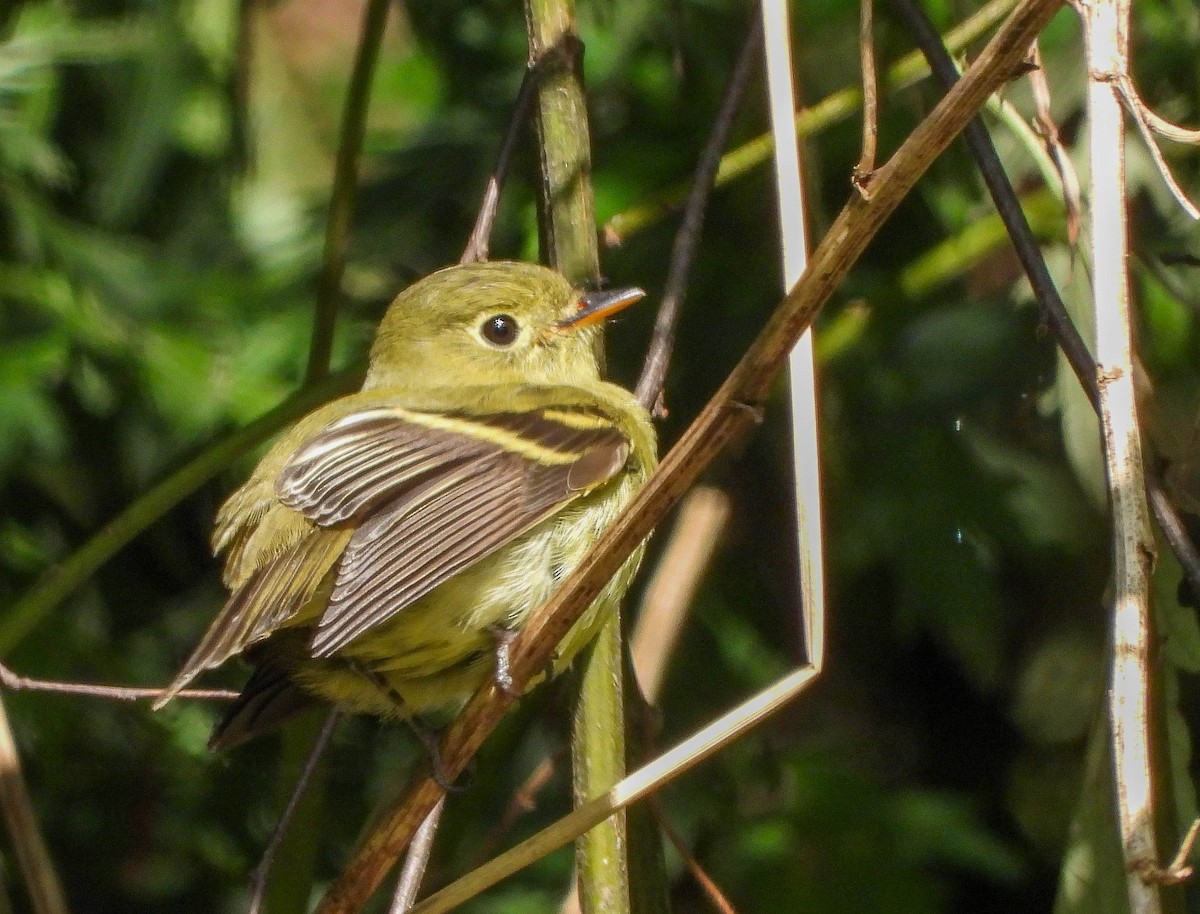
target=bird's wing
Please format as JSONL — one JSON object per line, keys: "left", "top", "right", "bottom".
{"left": 155, "top": 526, "right": 351, "bottom": 707}
{"left": 274, "top": 404, "right": 631, "bottom": 656}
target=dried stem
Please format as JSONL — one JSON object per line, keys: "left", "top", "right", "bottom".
{"left": 1026, "top": 41, "right": 1082, "bottom": 243}
{"left": 248, "top": 710, "right": 340, "bottom": 914}
{"left": 459, "top": 58, "right": 547, "bottom": 264}
{"left": 304, "top": 0, "right": 391, "bottom": 384}
{"left": 630, "top": 487, "right": 730, "bottom": 699}
{"left": 0, "top": 698, "right": 69, "bottom": 914}
{"left": 634, "top": 17, "right": 763, "bottom": 413}
{"left": 389, "top": 799, "right": 445, "bottom": 913}
{"left": 313, "top": 3, "right": 1065, "bottom": 909}
{"left": 1084, "top": 1, "right": 1165, "bottom": 908}
{"left": 0, "top": 661, "right": 237, "bottom": 702}
{"left": 852, "top": 0, "right": 880, "bottom": 194}
{"left": 761, "top": 0, "right": 826, "bottom": 691}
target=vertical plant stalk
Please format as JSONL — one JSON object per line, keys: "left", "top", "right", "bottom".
{"left": 521, "top": 4, "right": 632, "bottom": 914}
{"left": 523, "top": 1, "right": 600, "bottom": 288}
{"left": 760, "top": 0, "right": 827, "bottom": 693}
{"left": 1083, "top": 0, "right": 1164, "bottom": 910}
{"left": 0, "top": 699, "right": 69, "bottom": 914}
{"left": 304, "top": 0, "right": 391, "bottom": 384}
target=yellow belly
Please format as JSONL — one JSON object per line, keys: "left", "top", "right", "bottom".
{"left": 291, "top": 474, "right": 644, "bottom": 719}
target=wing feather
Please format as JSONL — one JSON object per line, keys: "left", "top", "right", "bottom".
{"left": 280, "top": 406, "right": 632, "bottom": 657}
{"left": 154, "top": 529, "right": 349, "bottom": 706}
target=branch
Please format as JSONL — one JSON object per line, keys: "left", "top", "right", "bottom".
{"left": 313, "top": 2, "right": 1064, "bottom": 909}
{"left": 852, "top": 0, "right": 880, "bottom": 193}
{"left": 633, "top": 17, "right": 763, "bottom": 412}
{"left": 459, "top": 56, "right": 547, "bottom": 265}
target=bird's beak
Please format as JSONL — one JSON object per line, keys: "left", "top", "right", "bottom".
{"left": 556, "top": 286, "right": 645, "bottom": 332}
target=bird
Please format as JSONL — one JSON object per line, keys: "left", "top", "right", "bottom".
{"left": 154, "top": 260, "right": 656, "bottom": 749}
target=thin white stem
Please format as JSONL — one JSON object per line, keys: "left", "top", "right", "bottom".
{"left": 761, "top": 0, "right": 826, "bottom": 677}
{"left": 1083, "top": 0, "right": 1163, "bottom": 910}
{"left": 390, "top": 799, "right": 446, "bottom": 913}
{"left": 407, "top": 665, "right": 823, "bottom": 914}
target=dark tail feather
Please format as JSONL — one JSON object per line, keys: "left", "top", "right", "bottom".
{"left": 208, "top": 664, "right": 319, "bottom": 751}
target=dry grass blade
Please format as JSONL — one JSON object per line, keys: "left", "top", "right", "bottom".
{"left": 0, "top": 698, "right": 69, "bottom": 914}
{"left": 761, "top": 0, "right": 826, "bottom": 685}
{"left": 313, "top": 3, "right": 1065, "bottom": 909}
{"left": 631, "top": 486, "right": 730, "bottom": 699}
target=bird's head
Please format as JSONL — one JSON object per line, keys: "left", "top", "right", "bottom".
{"left": 364, "top": 261, "right": 644, "bottom": 390}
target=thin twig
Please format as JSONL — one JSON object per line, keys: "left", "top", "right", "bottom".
{"left": 1113, "top": 75, "right": 1200, "bottom": 221}
{"left": 390, "top": 799, "right": 446, "bottom": 913}
{"left": 634, "top": 17, "right": 764, "bottom": 412}
{"left": 460, "top": 57, "right": 548, "bottom": 264}
{"left": 651, "top": 799, "right": 738, "bottom": 914}
{"left": 475, "top": 753, "right": 562, "bottom": 864}
{"left": 0, "top": 697, "right": 69, "bottom": 914}
{"left": 1026, "top": 41, "right": 1082, "bottom": 243}
{"left": 314, "top": 4, "right": 1066, "bottom": 909}
{"left": 0, "top": 662, "right": 238, "bottom": 702}
{"left": 852, "top": 0, "right": 879, "bottom": 195}
{"left": 304, "top": 0, "right": 392, "bottom": 384}
{"left": 248, "top": 710, "right": 340, "bottom": 914}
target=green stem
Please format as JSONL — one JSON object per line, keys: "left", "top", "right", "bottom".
{"left": 304, "top": 0, "right": 391, "bottom": 384}
{"left": 523, "top": 0, "right": 600, "bottom": 287}
{"left": 522, "top": 2, "right": 637, "bottom": 912}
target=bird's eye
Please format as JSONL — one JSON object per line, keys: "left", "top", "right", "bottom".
{"left": 481, "top": 314, "right": 520, "bottom": 346}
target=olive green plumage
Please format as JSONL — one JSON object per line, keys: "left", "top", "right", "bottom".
{"left": 156, "top": 261, "right": 656, "bottom": 747}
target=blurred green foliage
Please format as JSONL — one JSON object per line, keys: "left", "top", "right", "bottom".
{"left": 2, "top": 0, "right": 1200, "bottom": 912}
